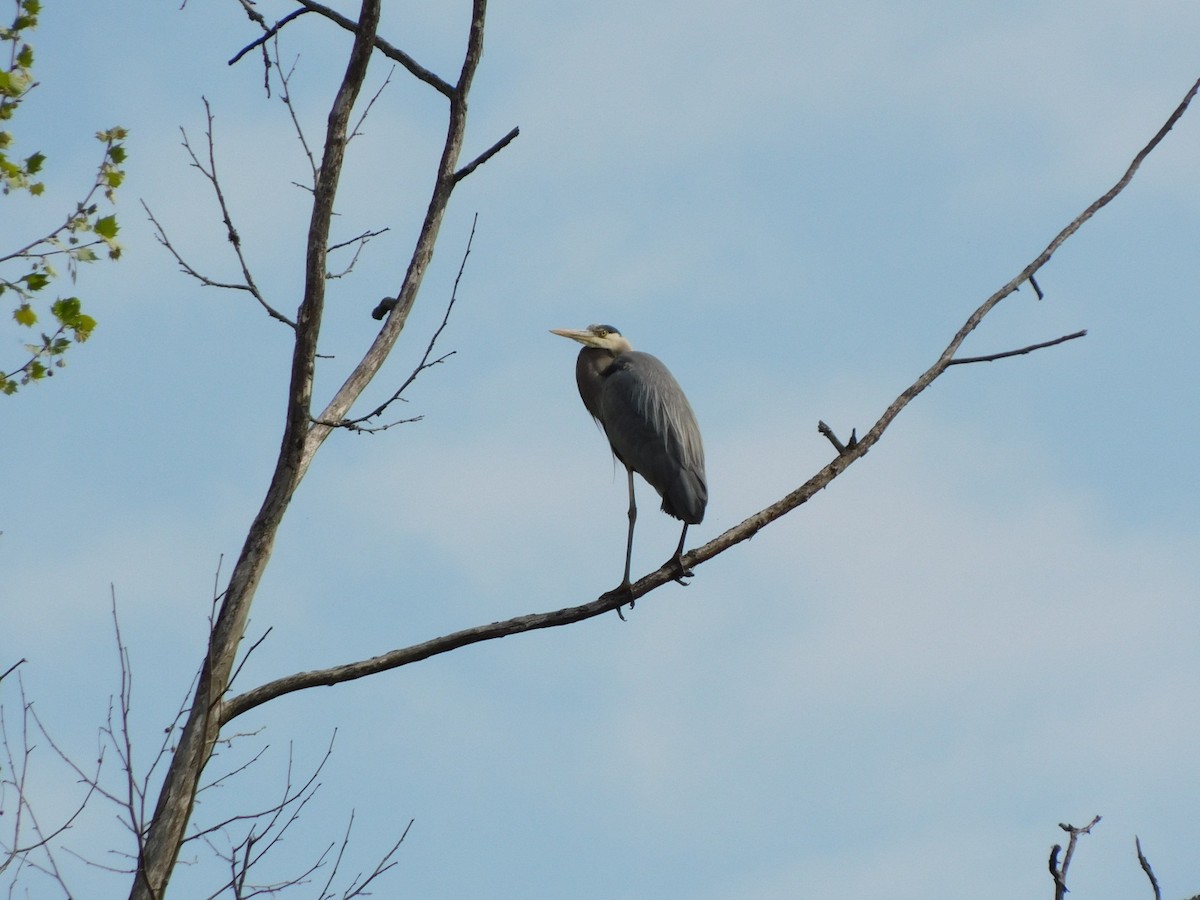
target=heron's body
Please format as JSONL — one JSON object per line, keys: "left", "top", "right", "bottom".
{"left": 552, "top": 324, "right": 707, "bottom": 596}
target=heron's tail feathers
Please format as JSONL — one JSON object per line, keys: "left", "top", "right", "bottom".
{"left": 662, "top": 468, "right": 706, "bottom": 525}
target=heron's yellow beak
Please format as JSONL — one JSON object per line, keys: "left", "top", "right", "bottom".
{"left": 549, "top": 327, "right": 595, "bottom": 346}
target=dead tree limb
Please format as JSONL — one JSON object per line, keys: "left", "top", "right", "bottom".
{"left": 1136, "top": 836, "right": 1163, "bottom": 900}
{"left": 1049, "top": 815, "right": 1101, "bottom": 900}
{"left": 947, "top": 329, "right": 1088, "bottom": 365}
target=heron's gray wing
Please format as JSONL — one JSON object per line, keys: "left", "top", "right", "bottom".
{"left": 600, "top": 351, "right": 707, "bottom": 524}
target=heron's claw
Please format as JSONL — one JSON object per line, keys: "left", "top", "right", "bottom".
{"left": 602, "top": 581, "right": 635, "bottom": 621}
{"left": 670, "top": 556, "right": 694, "bottom": 586}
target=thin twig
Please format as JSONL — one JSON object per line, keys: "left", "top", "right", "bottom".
{"left": 453, "top": 126, "right": 520, "bottom": 184}
{"left": 323, "top": 214, "right": 478, "bottom": 431}
{"left": 227, "top": 627, "right": 273, "bottom": 692}
{"left": 349, "top": 66, "right": 395, "bottom": 143}
{"left": 144, "top": 99, "right": 297, "bottom": 328}
{"left": 273, "top": 42, "right": 320, "bottom": 185}
{"left": 327, "top": 228, "right": 389, "bottom": 280}
{"left": 947, "top": 329, "right": 1087, "bottom": 365}
{"left": 0, "top": 658, "right": 25, "bottom": 684}
{"left": 343, "top": 818, "right": 411, "bottom": 898}
{"left": 227, "top": 7, "right": 310, "bottom": 66}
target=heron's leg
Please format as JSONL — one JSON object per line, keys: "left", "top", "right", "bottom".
{"left": 670, "top": 523, "right": 694, "bottom": 584}
{"left": 600, "top": 470, "right": 638, "bottom": 619}
{"left": 621, "top": 467, "right": 637, "bottom": 599}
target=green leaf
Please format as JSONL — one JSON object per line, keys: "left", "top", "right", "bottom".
{"left": 24, "top": 150, "right": 44, "bottom": 173}
{"left": 51, "top": 297, "right": 81, "bottom": 323}
{"left": 13, "top": 304, "right": 36, "bottom": 326}
{"left": 108, "top": 144, "right": 126, "bottom": 164}
{"left": 16, "top": 45, "right": 33, "bottom": 68}
{"left": 20, "top": 272, "right": 49, "bottom": 291}
{"left": 93, "top": 214, "right": 119, "bottom": 239}
{"left": 73, "top": 314, "right": 96, "bottom": 340}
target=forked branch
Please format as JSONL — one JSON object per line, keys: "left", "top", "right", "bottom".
{"left": 1049, "top": 815, "right": 1101, "bottom": 900}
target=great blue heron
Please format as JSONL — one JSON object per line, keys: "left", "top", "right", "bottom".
{"left": 551, "top": 324, "right": 707, "bottom": 597}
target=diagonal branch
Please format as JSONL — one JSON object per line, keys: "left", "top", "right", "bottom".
{"left": 454, "top": 126, "right": 520, "bottom": 184}
{"left": 947, "top": 329, "right": 1087, "bottom": 365}
{"left": 227, "top": 8, "right": 309, "bottom": 66}
{"left": 221, "top": 73, "right": 1200, "bottom": 724}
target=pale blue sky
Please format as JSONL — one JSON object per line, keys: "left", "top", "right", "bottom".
{"left": 4, "top": 1, "right": 1200, "bottom": 898}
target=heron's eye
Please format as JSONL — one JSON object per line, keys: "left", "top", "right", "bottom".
{"left": 596, "top": 328, "right": 608, "bottom": 337}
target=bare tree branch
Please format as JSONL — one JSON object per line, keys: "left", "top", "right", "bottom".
{"left": 220, "top": 73, "right": 1200, "bottom": 722}
{"left": 453, "top": 126, "right": 520, "bottom": 184}
{"left": 142, "top": 99, "right": 297, "bottom": 329}
{"left": 0, "top": 676, "right": 100, "bottom": 894}
{"left": 947, "top": 329, "right": 1088, "bottom": 366}
{"left": 1049, "top": 815, "right": 1101, "bottom": 900}
{"left": 273, "top": 43, "right": 320, "bottom": 186}
{"left": 227, "top": 7, "right": 309, "bottom": 66}
{"left": 348, "top": 65, "right": 394, "bottom": 144}
{"left": 0, "top": 659, "right": 25, "bottom": 685}
{"left": 1136, "top": 836, "right": 1162, "bottom": 900}
{"left": 329, "top": 213, "right": 477, "bottom": 431}
{"left": 327, "top": 228, "right": 389, "bottom": 280}
{"left": 197, "top": 740, "right": 333, "bottom": 898}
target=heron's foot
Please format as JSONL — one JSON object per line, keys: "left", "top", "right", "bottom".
{"left": 601, "top": 580, "right": 635, "bottom": 621}
{"left": 670, "top": 555, "right": 694, "bottom": 586}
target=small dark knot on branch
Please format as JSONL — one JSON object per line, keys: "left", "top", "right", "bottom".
{"left": 372, "top": 296, "right": 398, "bottom": 320}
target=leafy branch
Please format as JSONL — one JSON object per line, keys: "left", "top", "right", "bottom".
{"left": 1, "top": 0, "right": 127, "bottom": 393}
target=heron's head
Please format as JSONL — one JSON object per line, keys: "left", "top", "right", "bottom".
{"left": 549, "top": 324, "right": 633, "bottom": 355}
